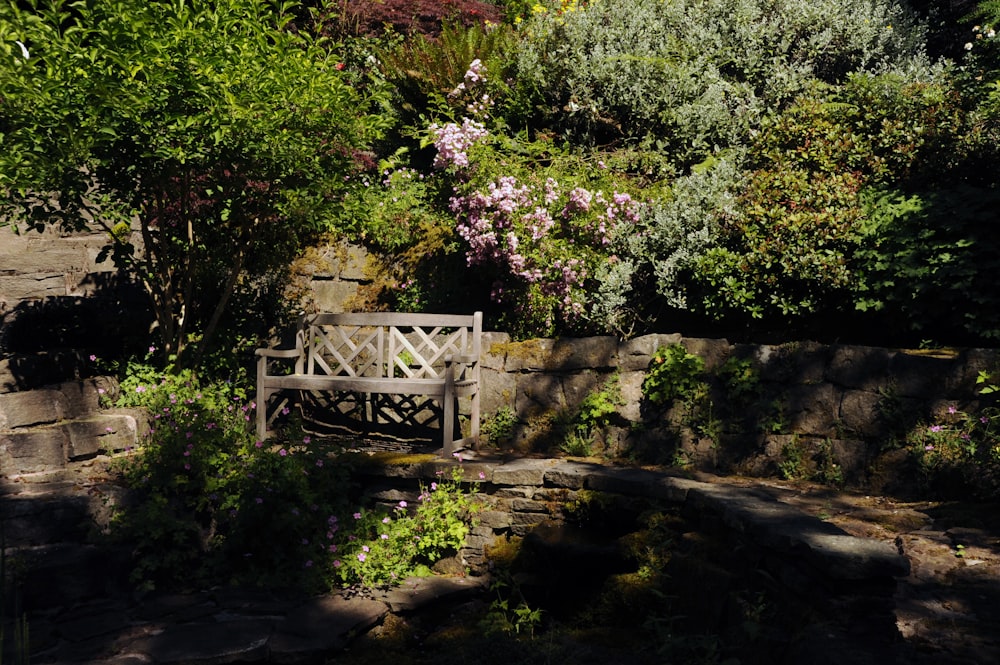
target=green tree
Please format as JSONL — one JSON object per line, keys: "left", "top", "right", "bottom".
{"left": 0, "top": 0, "right": 390, "bottom": 366}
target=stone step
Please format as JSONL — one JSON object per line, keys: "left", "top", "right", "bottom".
{"left": 0, "top": 377, "right": 119, "bottom": 428}
{"left": 1, "top": 413, "right": 139, "bottom": 474}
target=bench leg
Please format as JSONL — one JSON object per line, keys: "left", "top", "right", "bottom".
{"left": 442, "top": 394, "right": 455, "bottom": 457}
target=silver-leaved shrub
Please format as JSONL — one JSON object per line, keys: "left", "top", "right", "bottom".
{"left": 514, "top": 0, "right": 932, "bottom": 168}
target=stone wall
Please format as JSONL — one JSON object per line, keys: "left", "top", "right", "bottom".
{"left": 475, "top": 333, "right": 1000, "bottom": 488}
{"left": 356, "top": 456, "right": 909, "bottom": 662}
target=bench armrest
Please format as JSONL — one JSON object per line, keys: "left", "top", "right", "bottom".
{"left": 255, "top": 347, "right": 301, "bottom": 359}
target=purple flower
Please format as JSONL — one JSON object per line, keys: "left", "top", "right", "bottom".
{"left": 362, "top": 545, "right": 370, "bottom": 553}
{"left": 333, "top": 559, "right": 342, "bottom": 568}
{"left": 353, "top": 512, "right": 362, "bottom": 520}
{"left": 381, "top": 534, "right": 389, "bottom": 540}
{"left": 279, "top": 448, "right": 288, "bottom": 457}
{"left": 398, "top": 500, "right": 407, "bottom": 508}
{"left": 382, "top": 517, "right": 391, "bottom": 524}
{"left": 929, "top": 425, "right": 943, "bottom": 433}
{"left": 358, "top": 553, "right": 367, "bottom": 563}
{"left": 303, "top": 436, "right": 311, "bottom": 444}
{"left": 304, "top": 560, "right": 313, "bottom": 568}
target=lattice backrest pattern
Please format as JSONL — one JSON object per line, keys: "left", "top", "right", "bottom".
{"left": 387, "top": 325, "right": 468, "bottom": 379}
{"left": 302, "top": 323, "right": 384, "bottom": 377}
{"left": 298, "top": 312, "right": 480, "bottom": 379}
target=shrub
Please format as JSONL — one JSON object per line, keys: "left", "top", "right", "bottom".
{"left": 856, "top": 185, "right": 1000, "bottom": 343}
{"left": 512, "top": 0, "right": 931, "bottom": 166}
{"left": 330, "top": 467, "right": 481, "bottom": 588}
{"left": 642, "top": 344, "right": 706, "bottom": 407}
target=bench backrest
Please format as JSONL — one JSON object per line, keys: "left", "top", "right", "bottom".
{"left": 297, "top": 312, "right": 482, "bottom": 380}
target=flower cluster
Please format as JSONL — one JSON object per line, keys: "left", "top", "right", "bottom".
{"left": 908, "top": 398, "right": 1000, "bottom": 500}
{"left": 965, "top": 24, "right": 997, "bottom": 50}
{"left": 430, "top": 118, "right": 489, "bottom": 169}
{"left": 449, "top": 172, "right": 641, "bottom": 332}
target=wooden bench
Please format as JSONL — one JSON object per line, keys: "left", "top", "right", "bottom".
{"left": 255, "top": 312, "right": 482, "bottom": 455}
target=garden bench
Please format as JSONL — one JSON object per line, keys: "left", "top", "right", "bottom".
{"left": 255, "top": 311, "right": 482, "bottom": 455}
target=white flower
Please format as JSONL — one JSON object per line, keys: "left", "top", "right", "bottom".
{"left": 989, "top": 30, "right": 996, "bottom": 39}
{"left": 965, "top": 42, "right": 974, "bottom": 51}
{"left": 15, "top": 40, "right": 29, "bottom": 59}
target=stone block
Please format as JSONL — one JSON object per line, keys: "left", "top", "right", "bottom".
{"left": 586, "top": 466, "right": 660, "bottom": 496}
{"left": 561, "top": 371, "right": 609, "bottom": 411}
{"left": 1, "top": 427, "right": 68, "bottom": 473}
{"left": 516, "top": 373, "right": 565, "bottom": 417}
{"left": 787, "top": 383, "right": 840, "bottom": 436}
{"left": 618, "top": 333, "right": 683, "bottom": 371}
{"left": 827, "top": 345, "right": 892, "bottom": 390}
{"left": 681, "top": 337, "right": 731, "bottom": 372}
{"left": 0, "top": 389, "right": 66, "bottom": 429}
{"left": 0, "top": 493, "right": 90, "bottom": 547}
{"left": 617, "top": 370, "right": 644, "bottom": 422}
{"left": 491, "top": 458, "right": 554, "bottom": 486}
{"left": 310, "top": 280, "right": 359, "bottom": 313}
{"left": 502, "top": 338, "right": 555, "bottom": 372}
{"left": 65, "top": 415, "right": 138, "bottom": 459}
{"left": 480, "top": 367, "right": 516, "bottom": 417}
{"left": 755, "top": 341, "right": 828, "bottom": 384}
{"left": 510, "top": 511, "right": 550, "bottom": 535}
{"left": 889, "top": 350, "right": 965, "bottom": 399}
{"left": 545, "top": 460, "right": 601, "bottom": 489}
{"left": 546, "top": 336, "right": 618, "bottom": 371}
{"left": 838, "top": 389, "right": 884, "bottom": 438}
{"left": 481, "top": 332, "right": 510, "bottom": 371}
{"left": 510, "top": 498, "right": 548, "bottom": 513}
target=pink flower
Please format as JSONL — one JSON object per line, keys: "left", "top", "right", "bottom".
{"left": 358, "top": 553, "right": 366, "bottom": 562}
{"left": 333, "top": 560, "right": 342, "bottom": 568}
{"left": 279, "top": 448, "right": 288, "bottom": 457}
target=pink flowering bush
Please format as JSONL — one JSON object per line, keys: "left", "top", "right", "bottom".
{"left": 447, "top": 147, "right": 643, "bottom": 336}
{"left": 329, "top": 467, "right": 480, "bottom": 588}
{"left": 906, "top": 383, "right": 1000, "bottom": 500}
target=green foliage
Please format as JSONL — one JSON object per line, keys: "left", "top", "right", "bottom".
{"left": 717, "top": 356, "right": 761, "bottom": 404}
{"left": 559, "top": 374, "right": 623, "bottom": 457}
{"left": 642, "top": 344, "right": 706, "bottom": 406}
{"left": 330, "top": 467, "right": 481, "bottom": 588}
{"left": 377, "top": 20, "right": 517, "bottom": 128}
{"left": 513, "top": 0, "right": 931, "bottom": 167}
{"left": 0, "top": 0, "right": 391, "bottom": 365}
{"left": 856, "top": 185, "right": 1000, "bottom": 342}
{"left": 483, "top": 406, "right": 519, "bottom": 445}
{"left": 905, "top": 401, "right": 1000, "bottom": 499}
{"left": 692, "top": 71, "right": 970, "bottom": 324}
